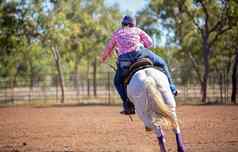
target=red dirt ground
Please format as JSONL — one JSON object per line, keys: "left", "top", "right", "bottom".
{"left": 0, "top": 105, "right": 238, "bottom": 152}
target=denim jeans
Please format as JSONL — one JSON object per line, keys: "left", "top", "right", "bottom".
{"left": 114, "top": 47, "right": 174, "bottom": 111}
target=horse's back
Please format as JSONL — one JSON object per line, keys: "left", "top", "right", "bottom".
{"left": 127, "top": 67, "right": 175, "bottom": 107}
{"left": 127, "top": 68, "right": 168, "bottom": 90}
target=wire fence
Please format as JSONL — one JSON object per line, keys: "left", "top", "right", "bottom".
{"left": 0, "top": 72, "right": 236, "bottom": 105}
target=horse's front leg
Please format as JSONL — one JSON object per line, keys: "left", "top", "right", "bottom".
{"left": 154, "top": 126, "right": 167, "bottom": 152}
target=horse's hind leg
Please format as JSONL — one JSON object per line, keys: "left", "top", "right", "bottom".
{"left": 172, "top": 127, "right": 185, "bottom": 152}
{"left": 154, "top": 126, "right": 167, "bottom": 152}
{"left": 171, "top": 110, "right": 185, "bottom": 152}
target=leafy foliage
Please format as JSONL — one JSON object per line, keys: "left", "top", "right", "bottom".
{"left": 0, "top": 0, "right": 121, "bottom": 80}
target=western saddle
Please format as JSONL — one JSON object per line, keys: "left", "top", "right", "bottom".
{"left": 123, "top": 58, "right": 153, "bottom": 85}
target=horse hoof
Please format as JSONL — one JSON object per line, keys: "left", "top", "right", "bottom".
{"left": 177, "top": 146, "right": 185, "bottom": 152}
{"left": 145, "top": 126, "right": 153, "bottom": 132}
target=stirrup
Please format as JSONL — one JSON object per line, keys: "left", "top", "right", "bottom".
{"left": 120, "top": 110, "right": 135, "bottom": 115}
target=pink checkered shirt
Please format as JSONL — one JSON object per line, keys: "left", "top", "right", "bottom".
{"left": 100, "top": 27, "right": 153, "bottom": 63}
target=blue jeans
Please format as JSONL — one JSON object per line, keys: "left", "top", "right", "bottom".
{"left": 114, "top": 47, "right": 174, "bottom": 111}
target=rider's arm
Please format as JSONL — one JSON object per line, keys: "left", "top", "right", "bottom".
{"left": 100, "top": 37, "right": 116, "bottom": 63}
{"left": 138, "top": 28, "right": 153, "bottom": 48}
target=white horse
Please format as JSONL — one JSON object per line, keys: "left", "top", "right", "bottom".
{"left": 127, "top": 67, "right": 185, "bottom": 152}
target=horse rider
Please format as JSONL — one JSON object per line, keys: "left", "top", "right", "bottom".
{"left": 100, "top": 15, "right": 177, "bottom": 115}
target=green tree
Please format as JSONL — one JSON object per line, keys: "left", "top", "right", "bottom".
{"left": 0, "top": 0, "right": 122, "bottom": 103}
{"left": 62, "top": 0, "right": 121, "bottom": 96}
{"left": 146, "top": 0, "right": 238, "bottom": 102}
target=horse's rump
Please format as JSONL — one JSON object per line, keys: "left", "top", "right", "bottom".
{"left": 127, "top": 68, "right": 177, "bottom": 129}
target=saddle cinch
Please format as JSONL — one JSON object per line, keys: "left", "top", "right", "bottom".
{"left": 123, "top": 58, "right": 153, "bottom": 85}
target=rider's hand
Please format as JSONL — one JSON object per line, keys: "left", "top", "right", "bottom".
{"left": 99, "top": 55, "right": 106, "bottom": 63}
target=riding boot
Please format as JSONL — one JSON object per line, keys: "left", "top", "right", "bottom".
{"left": 157, "top": 134, "right": 167, "bottom": 152}
{"left": 120, "top": 98, "right": 135, "bottom": 115}
{"left": 175, "top": 133, "right": 185, "bottom": 152}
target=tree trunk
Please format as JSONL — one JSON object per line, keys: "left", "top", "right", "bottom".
{"left": 92, "top": 58, "right": 97, "bottom": 97}
{"left": 87, "top": 57, "right": 90, "bottom": 97}
{"left": 51, "top": 46, "right": 65, "bottom": 103}
{"left": 10, "top": 67, "right": 19, "bottom": 103}
{"left": 231, "top": 49, "right": 238, "bottom": 104}
{"left": 10, "top": 76, "right": 16, "bottom": 103}
{"left": 219, "top": 72, "right": 224, "bottom": 103}
{"left": 74, "top": 60, "right": 80, "bottom": 98}
{"left": 107, "top": 72, "right": 111, "bottom": 104}
{"left": 201, "top": 35, "right": 210, "bottom": 103}
{"left": 29, "top": 60, "right": 34, "bottom": 102}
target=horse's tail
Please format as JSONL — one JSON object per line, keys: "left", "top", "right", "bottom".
{"left": 144, "top": 77, "right": 177, "bottom": 129}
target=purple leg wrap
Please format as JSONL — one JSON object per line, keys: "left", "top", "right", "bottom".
{"left": 175, "top": 133, "right": 185, "bottom": 152}
{"left": 158, "top": 134, "right": 167, "bottom": 152}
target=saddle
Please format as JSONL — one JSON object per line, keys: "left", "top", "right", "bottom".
{"left": 123, "top": 58, "right": 153, "bottom": 85}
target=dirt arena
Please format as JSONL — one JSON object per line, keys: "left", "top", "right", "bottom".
{"left": 0, "top": 105, "right": 237, "bottom": 152}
